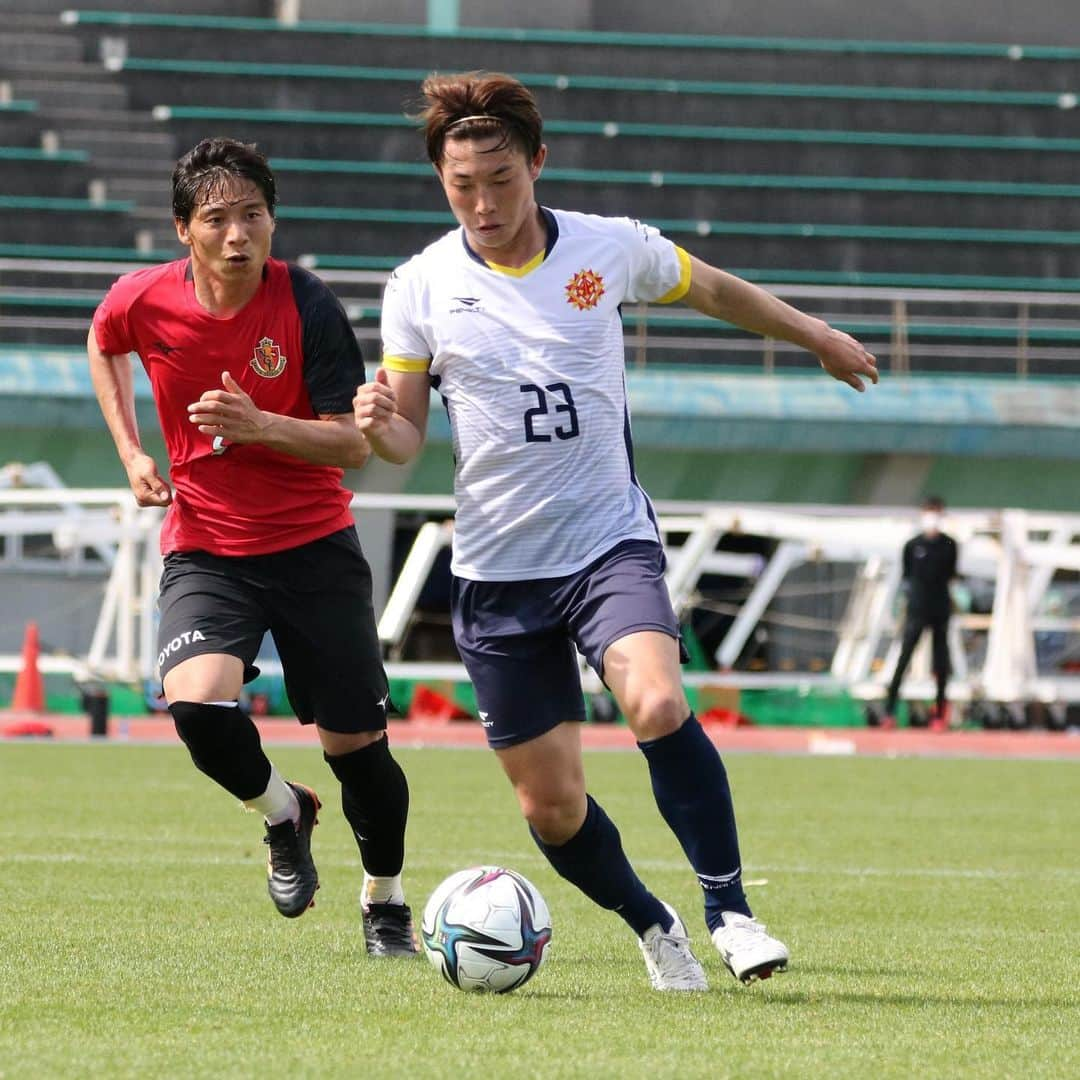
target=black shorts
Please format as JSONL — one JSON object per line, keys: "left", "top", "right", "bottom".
{"left": 156, "top": 527, "right": 389, "bottom": 733}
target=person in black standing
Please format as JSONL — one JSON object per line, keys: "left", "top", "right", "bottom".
{"left": 881, "top": 497, "right": 959, "bottom": 730}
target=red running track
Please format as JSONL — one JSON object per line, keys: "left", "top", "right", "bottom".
{"left": 2, "top": 712, "right": 1079, "bottom": 759}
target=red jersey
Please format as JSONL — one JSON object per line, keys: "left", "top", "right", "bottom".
{"left": 93, "top": 257, "right": 363, "bottom": 556}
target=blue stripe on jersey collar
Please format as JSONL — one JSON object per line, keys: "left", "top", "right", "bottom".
{"left": 461, "top": 206, "right": 559, "bottom": 268}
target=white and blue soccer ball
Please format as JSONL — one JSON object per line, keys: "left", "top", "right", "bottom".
{"left": 421, "top": 866, "right": 552, "bottom": 993}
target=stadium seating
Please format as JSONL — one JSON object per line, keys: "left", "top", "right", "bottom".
{"left": 0, "top": 196, "right": 137, "bottom": 246}
{"left": 2, "top": 9, "right": 1079, "bottom": 367}
{"left": 0, "top": 147, "right": 93, "bottom": 198}
{"left": 103, "top": 56, "right": 1080, "bottom": 136}
{"left": 0, "top": 101, "right": 48, "bottom": 145}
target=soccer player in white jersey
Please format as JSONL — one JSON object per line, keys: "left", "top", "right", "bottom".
{"left": 354, "top": 72, "right": 878, "bottom": 991}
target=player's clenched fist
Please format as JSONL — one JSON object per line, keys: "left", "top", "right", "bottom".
{"left": 124, "top": 450, "right": 172, "bottom": 507}
{"left": 353, "top": 367, "right": 398, "bottom": 436}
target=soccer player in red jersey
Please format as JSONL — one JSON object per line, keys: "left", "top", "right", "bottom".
{"left": 88, "top": 138, "right": 417, "bottom": 956}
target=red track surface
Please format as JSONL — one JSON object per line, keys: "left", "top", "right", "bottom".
{"left": 2, "top": 711, "right": 1078, "bottom": 759}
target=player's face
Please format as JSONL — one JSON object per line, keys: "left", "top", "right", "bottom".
{"left": 175, "top": 178, "right": 275, "bottom": 283}
{"left": 437, "top": 136, "right": 546, "bottom": 259}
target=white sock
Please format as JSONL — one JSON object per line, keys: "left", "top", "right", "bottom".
{"left": 363, "top": 872, "right": 405, "bottom": 909}
{"left": 243, "top": 766, "right": 299, "bottom": 826}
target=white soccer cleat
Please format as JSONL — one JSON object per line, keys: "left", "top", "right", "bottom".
{"left": 711, "top": 911, "right": 789, "bottom": 983}
{"left": 638, "top": 902, "right": 708, "bottom": 991}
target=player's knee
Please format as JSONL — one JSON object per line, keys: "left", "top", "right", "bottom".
{"left": 517, "top": 785, "right": 585, "bottom": 845}
{"left": 319, "top": 727, "right": 385, "bottom": 757}
{"left": 169, "top": 700, "right": 269, "bottom": 798}
{"left": 162, "top": 653, "right": 244, "bottom": 705}
{"left": 621, "top": 685, "right": 687, "bottom": 742}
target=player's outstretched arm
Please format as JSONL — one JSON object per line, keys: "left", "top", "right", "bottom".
{"left": 187, "top": 371, "right": 370, "bottom": 468}
{"left": 353, "top": 367, "right": 430, "bottom": 465}
{"left": 681, "top": 255, "right": 879, "bottom": 392}
{"left": 87, "top": 327, "right": 172, "bottom": 506}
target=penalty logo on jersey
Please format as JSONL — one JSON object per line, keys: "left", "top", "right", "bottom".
{"left": 565, "top": 269, "right": 605, "bottom": 311}
{"left": 250, "top": 336, "right": 287, "bottom": 378}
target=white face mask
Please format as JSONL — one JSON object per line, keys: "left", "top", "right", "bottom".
{"left": 921, "top": 512, "right": 941, "bottom": 535}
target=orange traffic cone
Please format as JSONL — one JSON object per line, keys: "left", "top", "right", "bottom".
{"left": 11, "top": 621, "right": 45, "bottom": 713}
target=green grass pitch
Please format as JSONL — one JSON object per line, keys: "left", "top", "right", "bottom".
{"left": 1, "top": 743, "right": 1077, "bottom": 1079}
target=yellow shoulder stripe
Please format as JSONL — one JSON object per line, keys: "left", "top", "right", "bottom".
{"left": 382, "top": 354, "right": 431, "bottom": 373}
{"left": 655, "top": 245, "right": 692, "bottom": 305}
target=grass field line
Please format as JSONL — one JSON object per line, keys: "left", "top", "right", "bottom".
{"left": 4, "top": 848, "right": 1076, "bottom": 881}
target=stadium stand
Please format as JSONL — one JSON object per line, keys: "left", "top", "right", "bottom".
{"left": 1, "top": 8, "right": 1079, "bottom": 370}
{"left": 0, "top": 147, "right": 94, "bottom": 198}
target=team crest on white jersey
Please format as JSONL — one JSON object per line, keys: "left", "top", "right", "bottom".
{"left": 250, "top": 336, "right": 287, "bottom": 378}
{"left": 565, "top": 269, "right": 605, "bottom": 311}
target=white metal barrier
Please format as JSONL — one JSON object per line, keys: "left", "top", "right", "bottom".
{"left": 2, "top": 484, "right": 1080, "bottom": 709}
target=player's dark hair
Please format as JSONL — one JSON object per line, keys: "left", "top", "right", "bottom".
{"left": 417, "top": 71, "right": 543, "bottom": 165}
{"left": 923, "top": 495, "right": 946, "bottom": 512}
{"left": 171, "top": 138, "right": 277, "bottom": 224}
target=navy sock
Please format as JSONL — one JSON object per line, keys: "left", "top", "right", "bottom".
{"left": 530, "top": 795, "right": 669, "bottom": 937}
{"left": 638, "top": 714, "right": 752, "bottom": 931}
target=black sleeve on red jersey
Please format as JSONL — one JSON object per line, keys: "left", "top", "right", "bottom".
{"left": 287, "top": 264, "right": 366, "bottom": 415}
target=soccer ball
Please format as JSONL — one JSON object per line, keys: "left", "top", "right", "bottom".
{"left": 421, "top": 866, "right": 552, "bottom": 993}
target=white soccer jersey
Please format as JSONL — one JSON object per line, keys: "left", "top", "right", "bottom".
{"left": 382, "top": 207, "right": 692, "bottom": 581}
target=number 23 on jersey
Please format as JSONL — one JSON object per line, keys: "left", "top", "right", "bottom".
{"left": 519, "top": 382, "right": 580, "bottom": 443}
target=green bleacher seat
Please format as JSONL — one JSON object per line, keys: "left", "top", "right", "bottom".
{"left": 58, "top": 12, "right": 1080, "bottom": 62}
{"left": 151, "top": 103, "right": 1080, "bottom": 151}
{"left": 110, "top": 55, "right": 1080, "bottom": 135}
{"left": 272, "top": 157, "right": 1080, "bottom": 199}
{"left": 297, "top": 255, "right": 1080, "bottom": 293}
{"left": 12, "top": 11, "right": 1078, "bottom": 366}
{"left": 275, "top": 202, "right": 1080, "bottom": 247}
{"left": 0, "top": 243, "right": 172, "bottom": 261}
{"left": 59, "top": 10, "right": 1080, "bottom": 105}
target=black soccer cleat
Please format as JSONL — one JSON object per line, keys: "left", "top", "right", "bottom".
{"left": 263, "top": 782, "right": 321, "bottom": 918}
{"left": 362, "top": 902, "right": 419, "bottom": 957}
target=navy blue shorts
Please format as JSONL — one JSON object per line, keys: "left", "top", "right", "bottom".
{"left": 156, "top": 527, "right": 390, "bottom": 734}
{"left": 451, "top": 539, "right": 684, "bottom": 749}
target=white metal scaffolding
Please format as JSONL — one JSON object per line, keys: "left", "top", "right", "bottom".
{"left": 2, "top": 483, "right": 1080, "bottom": 709}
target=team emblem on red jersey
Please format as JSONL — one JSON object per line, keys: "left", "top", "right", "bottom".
{"left": 565, "top": 269, "right": 605, "bottom": 311}
{"left": 250, "top": 336, "right": 287, "bottom": 378}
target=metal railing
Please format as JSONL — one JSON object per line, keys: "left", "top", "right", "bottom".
{"left": 3, "top": 259, "right": 1080, "bottom": 377}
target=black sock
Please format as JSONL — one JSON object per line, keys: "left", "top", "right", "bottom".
{"left": 324, "top": 736, "right": 409, "bottom": 876}
{"left": 638, "top": 714, "right": 752, "bottom": 931}
{"left": 530, "top": 794, "right": 669, "bottom": 937}
{"left": 169, "top": 701, "right": 271, "bottom": 801}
